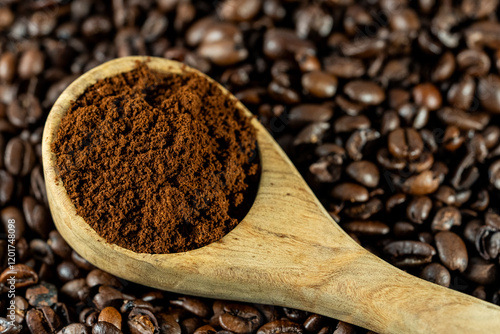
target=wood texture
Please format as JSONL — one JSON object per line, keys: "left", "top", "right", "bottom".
{"left": 42, "top": 56, "right": 500, "bottom": 334}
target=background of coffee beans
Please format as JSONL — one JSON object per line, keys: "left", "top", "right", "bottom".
{"left": 1, "top": 0, "right": 500, "bottom": 333}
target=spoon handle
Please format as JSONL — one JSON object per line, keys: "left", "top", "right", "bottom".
{"left": 294, "top": 248, "right": 500, "bottom": 334}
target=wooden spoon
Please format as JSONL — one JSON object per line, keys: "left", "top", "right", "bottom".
{"left": 42, "top": 56, "right": 500, "bottom": 334}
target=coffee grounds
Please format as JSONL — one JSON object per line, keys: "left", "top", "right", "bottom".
{"left": 51, "top": 62, "right": 259, "bottom": 254}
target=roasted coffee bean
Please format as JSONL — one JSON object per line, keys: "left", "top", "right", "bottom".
{"left": 457, "top": 49, "right": 490, "bottom": 77}
{"left": 156, "top": 313, "right": 182, "bottom": 334}
{"left": 303, "top": 314, "right": 323, "bottom": 333}
{"left": 412, "top": 83, "right": 442, "bottom": 111}
{"left": 26, "top": 309, "right": 51, "bottom": 334}
{"left": 4, "top": 137, "right": 35, "bottom": 176}
{"left": 343, "top": 198, "right": 383, "bottom": 220}
{"left": 463, "top": 257, "right": 498, "bottom": 285}
{"left": 257, "top": 320, "right": 303, "bottom": 334}
{"left": 442, "top": 126, "right": 464, "bottom": 152}
{"left": 302, "top": 71, "right": 337, "bottom": 98}
{"left": 72, "top": 251, "right": 95, "bottom": 271}
{"left": 98, "top": 307, "right": 122, "bottom": 330}
{"left": 268, "top": 81, "right": 301, "bottom": 105}
{"left": 57, "top": 261, "right": 82, "bottom": 282}
{"left": 489, "top": 160, "right": 500, "bottom": 190}
{"left": 62, "top": 278, "right": 88, "bottom": 301}
{"left": 93, "top": 285, "right": 130, "bottom": 310}
{"left": 0, "top": 264, "right": 38, "bottom": 290}
{"left": 263, "top": 28, "right": 315, "bottom": 60}
{"left": 171, "top": 297, "right": 211, "bottom": 318}
{"left": 437, "top": 107, "right": 490, "bottom": 131}
{"left": 218, "top": 303, "right": 263, "bottom": 334}
{"left": 289, "top": 104, "right": 333, "bottom": 127}
{"left": 87, "top": 269, "right": 122, "bottom": 288}
{"left": 0, "top": 52, "right": 16, "bottom": 83}
{"left": 57, "top": 323, "right": 91, "bottom": 334}
{"left": 92, "top": 321, "right": 123, "bottom": 334}
{"left": 334, "top": 115, "right": 370, "bottom": 133}
{"left": 376, "top": 148, "right": 406, "bottom": 170}
{"left": 401, "top": 170, "right": 440, "bottom": 195}
{"left": 331, "top": 183, "right": 369, "bottom": 203}
{"left": 26, "top": 281, "right": 58, "bottom": 307}
{"left": 30, "top": 239, "right": 55, "bottom": 265}
{"left": 345, "top": 161, "right": 379, "bottom": 188}
{"left": 13, "top": 296, "right": 28, "bottom": 324}
{"left": 393, "top": 222, "right": 416, "bottom": 238}
{"left": 420, "top": 263, "right": 451, "bottom": 287}
{"left": 431, "top": 207, "right": 461, "bottom": 232}
{"left": 342, "top": 221, "right": 389, "bottom": 236}
{"left": 194, "top": 325, "right": 217, "bottom": 334}
{"left": 343, "top": 80, "right": 385, "bottom": 105}
{"left": 324, "top": 56, "right": 364, "bottom": 79}
{"left": 23, "top": 196, "right": 51, "bottom": 238}
{"left": 406, "top": 196, "right": 432, "bottom": 224}
{"left": 383, "top": 241, "right": 436, "bottom": 267}
{"left": 1, "top": 206, "right": 25, "bottom": 240}
{"left": 435, "top": 231, "right": 468, "bottom": 272}
{"left": 346, "top": 129, "right": 380, "bottom": 161}
{"left": 198, "top": 40, "right": 248, "bottom": 66}
{"left": 182, "top": 317, "right": 204, "bottom": 334}
{"left": 447, "top": 76, "right": 475, "bottom": 110}
{"left": 18, "top": 47, "right": 44, "bottom": 79}
{"left": 48, "top": 230, "right": 72, "bottom": 259}
{"left": 388, "top": 128, "right": 423, "bottom": 160}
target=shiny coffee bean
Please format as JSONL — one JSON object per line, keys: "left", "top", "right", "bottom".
{"left": 343, "top": 80, "right": 385, "bottom": 105}
{"left": 388, "top": 128, "right": 423, "bottom": 160}
{"left": 420, "top": 263, "right": 451, "bottom": 287}
{"left": 406, "top": 196, "right": 432, "bottom": 224}
{"left": 301, "top": 71, "right": 337, "bottom": 98}
{"left": 4, "top": 137, "right": 36, "bottom": 176}
{"left": 383, "top": 241, "right": 436, "bottom": 267}
{"left": 435, "top": 231, "right": 468, "bottom": 272}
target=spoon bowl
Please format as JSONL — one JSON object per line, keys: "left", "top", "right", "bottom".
{"left": 42, "top": 56, "right": 500, "bottom": 334}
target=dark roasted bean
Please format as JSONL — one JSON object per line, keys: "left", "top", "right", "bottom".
{"left": 407, "top": 196, "right": 432, "bottom": 224}
{"left": 218, "top": 303, "right": 262, "bottom": 334}
{"left": 388, "top": 128, "right": 423, "bottom": 160}
{"left": 345, "top": 161, "right": 379, "bottom": 188}
{"left": 4, "top": 137, "right": 35, "bottom": 176}
{"left": 171, "top": 297, "right": 211, "bottom": 318}
{"left": 401, "top": 170, "right": 440, "bottom": 195}
{"left": 257, "top": 320, "right": 303, "bottom": 334}
{"left": 343, "top": 80, "right": 385, "bottom": 105}
{"left": 1, "top": 206, "right": 25, "bottom": 240}
{"left": 331, "top": 183, "right": 369, "bottom": 203}
{"left": 383, "top": 241, "right": 436, "bottom": 267}
{"left": 302, "top": 71, "right": 337, "bottom": 98}
{"left": 87, "top": 269, "right": 122, "bottom": 288}
{"left": 420, "top": 263, "right": 451, "bottom": 287}
{"left": 92, "top": 321, "right": 122, "bottom": 334}
{"left": 447, "top": 76, "right": 475, "bottom": 110}
{"left": 435, "top": 231, "right": 468, "bottom": 272}
{"left": 431, "top": 207, "right": 462, "bottom": 232}
{"left": 289, "top": 104, "right": 333, "bottom": 127}
{"left": 463, "top": 257, "right": 498, "bottom": 285}
{"left": 412, "top": 83, "right": 442, "bottom": 111}
{"left": 342, "top": 221, "right": 389, "bottom": 236}
{"left": 26, "top": 281, "right": 58, "bottom": 307}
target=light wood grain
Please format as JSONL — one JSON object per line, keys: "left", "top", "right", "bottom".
{"left": 41, "top": 56, "right": 500, "bottom": 334}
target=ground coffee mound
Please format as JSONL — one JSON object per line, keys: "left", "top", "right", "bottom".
{"left": 51, "top": 62, "right": 259, "bottom": 254}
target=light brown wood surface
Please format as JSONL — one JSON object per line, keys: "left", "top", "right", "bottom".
{"left": 42, "top": 56, "right": 500, "bottom": 334}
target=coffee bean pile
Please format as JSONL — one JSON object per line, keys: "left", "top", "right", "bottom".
{"left": 1, "top": 0, "right": 500, "bottom": 333}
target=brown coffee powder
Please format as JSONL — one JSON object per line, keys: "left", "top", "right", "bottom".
{"left": 51, "top": 62, "right": 259, "bottom": 254}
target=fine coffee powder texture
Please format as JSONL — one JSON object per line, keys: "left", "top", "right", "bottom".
{"left": 51, "top": 63, "right": 259, "bottom": 254}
